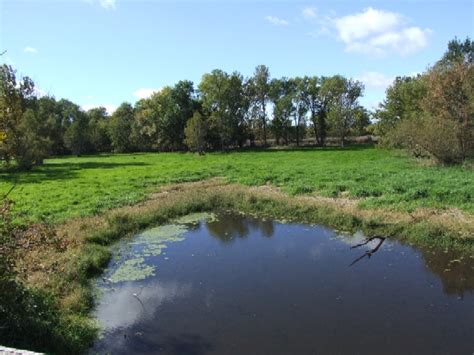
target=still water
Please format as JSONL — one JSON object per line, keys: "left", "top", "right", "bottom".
{"left": 91, "top": 212, "right": 474, "bottom": 355}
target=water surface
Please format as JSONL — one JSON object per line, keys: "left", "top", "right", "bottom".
{"left": 92, "top": 212, "right": 474, "bottom": 354}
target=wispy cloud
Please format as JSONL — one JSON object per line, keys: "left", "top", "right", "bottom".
{"left": 356, "top": 72, "right": 394, "bottom": 90}
{"left": 133, "top": 88, "right": 161, "bottom": 100}
{"left": 24, "top": 46, "right": 38, "bottom": 54}
{"left": 265, "top": 15, "right": 289, "bottom": 26}
{"left": 302, "top": 7, "right": 317, "bottom": 19}
{"left": 84, "top": 0, "right": 116, "bottom": 10}
{"left": 332, "top": 7, "right": 431, "bottom": 57}
{"left": 99, "top": 0, "right": 116, "bottom": 10}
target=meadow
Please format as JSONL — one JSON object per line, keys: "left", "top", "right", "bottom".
{"left": 1, "top": 145, "right": 473, "bottom": 224}
{"left": 2, "top": 145, "right": 473, "bottom": 353}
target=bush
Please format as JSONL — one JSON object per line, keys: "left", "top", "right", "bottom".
{"left": 385, "top": 114, "right": 468, "bottom": 164}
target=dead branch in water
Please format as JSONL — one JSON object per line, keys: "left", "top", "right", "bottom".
{"left": 350, "top": 236, "right": 386, "bottom": 266}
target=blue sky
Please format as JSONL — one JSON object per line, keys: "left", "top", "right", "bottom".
{"left": 1, "top": 0, "right": 473, "bottom": 113}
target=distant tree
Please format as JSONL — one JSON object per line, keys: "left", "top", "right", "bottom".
{"left": 0, "top": 64, "right": 50, "bottom": 169}
{"left": 37, "top": 96, "right": 67, "bottom": 155}
{"left": 324, "top": 75, "right": 364, "bottom": 147}
{"left": 375, "top": 76, "right": 427, "bottom": 136}
{"left": 352, "top": 106, "right": 371, "bottom": 136}
{"left": 87, "top": 107, "right": 111, "bottom": 153}
{"left": 199, "top": 70, "right": 249, "bottom": 149}
{"left": 108, "top": 102, "right": 134, "bottom": 152}
{"left": 249, "top": 65, "right": 271, "bottom": 146}
{"left": 184, "top": 111, "right": 208, "bottom": 153}
{"left": 305, "top": 76, "right": 330, "bottom": 146}
{"left": 377, "top": 37, "right": 473, "bottom": 164}
{"left": 291, "top": 77, "right": 309, "bottom": 146}
{"left": 269, "top": 78, "right": 294, "bottom": 145}
{"left": 420, "top": 58, "right": 474, "bottom": 162}
{"left": 64, "top": 104, "right": 90, "bottom": 155}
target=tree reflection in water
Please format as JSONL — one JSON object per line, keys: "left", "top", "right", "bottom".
{"left": 205, "top": 212, "right": 274, "bottom": 242}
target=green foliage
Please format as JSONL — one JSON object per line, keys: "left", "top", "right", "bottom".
{"left": 87, "top": 107, "right": 111, "bottom": 153}
{"left": 322, "top": 75, "right": 364, "bottom": 146}
{"left": 184, "top": 111, "right": 208, "bottom": 153}
{"left": 0, "top": 65, "right": 51, "bottom": 169}
{"left": 108, "top": 102, "right": 135, "bottom": 152}
{"left": 64, "top": 105, "right": 90, "bottom": 156}
{"left": 248, "top": 65, "right": 271, "bottom": 145}
{"left": 199, "top": 70, "right": 249, "bottom": 149}
{"left": 269, "top": 77, "right": 294, "bottom": 144}
{"left": 377, "top": 37, "right": 473, "bottom": 164}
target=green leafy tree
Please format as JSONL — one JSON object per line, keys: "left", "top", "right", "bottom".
{"left": 305, "top": 76, "right": 330, "bottom": 146}
{"left": 108, "top": 102, "right": 135, "bottom": 152}
{"left": 0, "top": 65, "right": 50, "bottom": 169}
{"left": 269, "top": 78, "right": 294, "bottom": 145}
{"left": 324, "top": 75, "right": 364, "bottom": 147}
{"left": 199, "top": 70, "right": 249, "bottom": 149}
{"left": 184, "top": 111, "right": 208, "bottom": 153}
{"left": 291, "top": 77, "right": 309, "bottom": 146}
{"left": 249, "top": 65, "right": 271, "bottom": 146}
{"left": 87, "top": 107, "right": 111, "bottom": 153}
{"left": 64, "top": 104, "right": 90, "bottom": 155}
{"left": 375, "top": 76, "right": 427, "bottom": 136}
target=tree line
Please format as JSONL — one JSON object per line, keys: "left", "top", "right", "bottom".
{"left": 0, "top": 64, "right": 369, "bottom": 169}
{"left": 375, "top": 37, "right": 473, "bottom": 164}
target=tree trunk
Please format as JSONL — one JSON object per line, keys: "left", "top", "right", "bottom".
{"left": 296, "top": 121, "right": 300, "bottom": 146}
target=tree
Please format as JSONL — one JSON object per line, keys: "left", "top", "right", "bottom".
{"left": 269, "top": 78, "right": 294, "bottom": 145}
{"left": 305, "top": 76, "right": 330, "bottom": 146}
{"left": 324, "top": 75, "right": 364, "bottom": 147}
{"left": 249, "top": 65, "right": 271, "bottom": 146}
{"left": 199, "top": 70, "right": 249, "bottom": 149}
{"left": 438, "top": 37, "right": 473, "bottom": 66}
{"left": 377, "top": 37, "right": 473, "bottom": 164}
{"left": 108, "top": 102, "right": 134, "bottom": 152}
{"left": 421, "top": 58, "right": 474, "bottom": 162}
{"left": 184, "top": 111, "right": 207, "bottom": 153}
{"left": 0, "top": 65, "right": 50, "bottom": 169}
{"left": 63, "top": 103, "right": 90, "bottom": 155}
{"left": 87, "top": 107, "right": 111, "bottom": 153}
{"left": 352, "top": 106, "right": 371, "bottom": 136}
{"left": 291, "top": 77, "right": 309, "bottom": 146}
{"left": 375, "top": 75, "right": 427, "bottom": 136}
{"left": 37, "top": 96, "right": 67, "bottom": 156}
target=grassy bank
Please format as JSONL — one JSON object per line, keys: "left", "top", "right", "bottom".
{"left": 3, "top": 179, "right": 473, "bottom": 353}
{"left": 1, "top": 146, "right": 473, "bottom": 224}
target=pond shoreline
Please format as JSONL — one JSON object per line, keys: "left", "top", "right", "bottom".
{"left": 7, "top": 179, "right": 474, "bottom": 353}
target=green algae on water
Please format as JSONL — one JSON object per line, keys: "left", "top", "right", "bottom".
{"left": 109, "top": 257, "right": 155, "bottom": 283}
{"left": 173, "top": 212, "right": 217, "bottom": 225}
{"left": 106, "top": 213, "right": 216, "bottom": 283}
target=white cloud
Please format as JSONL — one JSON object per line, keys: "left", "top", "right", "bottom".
{"left": 331, "top": 7, "right": 431, "bottom": 56}
{"left": 265, "top": 15, "right": 289, "bottom": 26}
{"left": 99, "top": 0, "right": 116, "bottom": 10}
{"left": 356, "top": 72, "right": 394, "bottom": 89}
{"left": 81, "top": 104, "right": 117, "bottom": 115}
{"left": 302, "top": 7, "right": 317, "bottom": 19}
{"left": 133, "top": 88, "right": 161, "bottom": 100}
{"left": 24, "top": 46, "right": 38, "bottom": 54}
{"left": 83, "top": 0, "right": 116, "bottom": 10}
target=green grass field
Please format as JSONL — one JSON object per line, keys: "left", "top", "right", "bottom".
{"left": 1, "top": 146, "right": 473, "bottom": 223}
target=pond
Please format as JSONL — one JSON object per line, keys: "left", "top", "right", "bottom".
{"left": 91, "top": 212, "right": 474, "bottom": 355}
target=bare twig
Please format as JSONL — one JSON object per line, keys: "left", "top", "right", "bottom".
{"left": 349, "top": 236, "right": 386, "bottom": 266}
